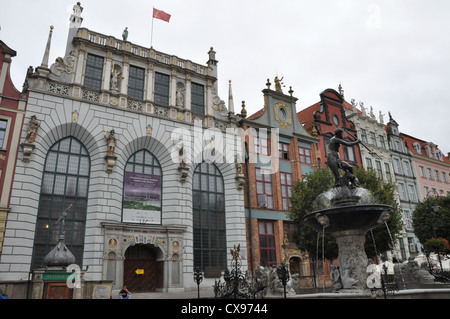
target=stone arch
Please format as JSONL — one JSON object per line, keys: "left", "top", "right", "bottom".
{"left": 33, "top": 121, "right": 99, "bottom": 163}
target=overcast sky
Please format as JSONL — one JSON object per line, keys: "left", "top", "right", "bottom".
{"left": 1, "top": 1, "right": 449, "bottom": 153}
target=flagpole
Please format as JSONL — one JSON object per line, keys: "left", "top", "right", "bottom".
{"left": 150, "top": 7, "right": 154, "bottom": 48}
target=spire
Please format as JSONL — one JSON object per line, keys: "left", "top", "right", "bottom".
{"left": 69, "top": 2, "right": 84, "bottom": 29}
{"left": 228, "top": 80, "right": 235, "bottom": 114}
{"left": 207, "top": 47, "right": 218, "bottom": 93}
{"left": 66, "top": 2, "right": 83, "bottom": 55}
{"left": 338, "top": 83, "right": 344, "bottom": 99}
{"left": 36, "top": 26, "right": 54, "bottom": 78}
{"left": 41, "top": 26, "right": 54, "bottom": 68}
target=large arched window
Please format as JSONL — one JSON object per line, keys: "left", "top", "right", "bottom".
{"left": 193, "top": 162, "right": 226, "bottom": 270}
{"left": 32, "top": 137, "right": 90, "bottom": 268}
{"left": 123, "top": 150, "right": 162, "bottom": 224}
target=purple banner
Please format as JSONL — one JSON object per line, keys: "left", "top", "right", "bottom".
{"left": 123, "top": 172, "right": 161, "bottom": 224}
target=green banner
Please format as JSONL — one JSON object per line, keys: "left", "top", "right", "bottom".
{"left": 43, "top": 272, "right": 75, "bottom": 281}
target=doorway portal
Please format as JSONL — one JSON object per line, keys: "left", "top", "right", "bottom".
{"left": 123, "top": 244, "right": 162, "bottom": 292}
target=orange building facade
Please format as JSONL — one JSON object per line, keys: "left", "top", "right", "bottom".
{"left": 297, "top": 88, "right": 362, "bottom": 170}
{"left": 239, "top": 79, "right": 323, "bottom": 287}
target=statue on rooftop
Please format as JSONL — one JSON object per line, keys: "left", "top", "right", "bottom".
{"left": 274, "top": 76, "right": 284, "bottom": 92}
{"left": 122, "top": 27, "right": 128, "bottom": 41}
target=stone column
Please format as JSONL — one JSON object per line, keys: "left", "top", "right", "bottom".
{"left": 170, "top": 69, "right": 177, "bottom": 107}
{"left": 31, "top": 270, "right": 45, "bottom": 299}
{"left": 103, "top": 52, "right": 113, "bottom": 92}
{"left": 145, "top": 63, "right": 154, "bottom": 102}
{"left": 334, "top": 229, "right": 369, "bottom": 291}
{"left": 120, "top": 57, "right": 130, "bottom": 96}
{"left": 74, "top": 46, "right": 86, "bottom": 86}
{"left": 185, "top": 74, "right": 191, "bottom": 111}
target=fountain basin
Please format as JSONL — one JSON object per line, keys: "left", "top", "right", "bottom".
{"left": 303, "top": 204, "right": 393, "bottom": 233}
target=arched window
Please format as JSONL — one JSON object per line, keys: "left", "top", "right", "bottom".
{"left": 123, "top": 150, "right": 162, "bottom": 224}
{"left": 32, "top": 137, "right": 90, "bottom": 268}
{"left": 193, "top": 162, "right": 226, "bottom": 270}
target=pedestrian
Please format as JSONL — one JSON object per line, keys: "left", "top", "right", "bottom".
{"left": 119, "top": 285, "right": 131, "bottom": 299}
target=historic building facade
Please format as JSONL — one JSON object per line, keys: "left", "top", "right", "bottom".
{"left": 386, "top": 113, "right": 421, "bottom": 256}
{"left": 0, "top": 3, "right": 247, "bottom": 298}
{"left": 240, "top": 78, "right": 322, "bottom": 286}
{"left": 401, "top": 133, "right": 450, "bottom": 200}
{"left": 0, "top": 40, "right": 27, "bottom": 259}
{"left": 344, "top": 100, "right": 412, "bottom": 261}
{"left": 297, "top": 88, "right": 362, "bottom": 170}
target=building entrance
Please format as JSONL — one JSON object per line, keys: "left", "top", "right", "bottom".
{"left": 124, "top": 244, "right": 160, "bottom": 292}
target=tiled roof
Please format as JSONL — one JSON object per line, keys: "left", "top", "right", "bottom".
{"left": 247, "top": 107, "right": 265, "bottom": 120}
{"left": 402, "top": 133, "right": 450, "bottom": 163}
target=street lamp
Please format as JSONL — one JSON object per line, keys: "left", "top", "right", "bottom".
{"left": 193, "top": 267, "right": 203, "bottom": 299}
{"left": 276, "top": 263, "right": 290, "bottom": 299}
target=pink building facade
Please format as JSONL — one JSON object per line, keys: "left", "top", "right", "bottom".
{"left": 402, "top": 133, "right": 450, "bottom": 199}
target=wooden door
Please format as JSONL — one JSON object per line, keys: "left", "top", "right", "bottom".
{"left": 124, "top": 244, "right": 158, "bottom": 292}
{"left": 45, "top": 283, "right": 70, "bottom": 299}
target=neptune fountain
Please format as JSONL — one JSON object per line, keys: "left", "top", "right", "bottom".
{"left": 303, "top": 128, "right": 394, "bottom": 292}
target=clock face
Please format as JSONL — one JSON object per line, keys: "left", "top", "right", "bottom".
{"left": 278, "top": 107, "right": 287, "bottom": 122}
{"left": 274, "top": 102, "right": 292, "bottom": 128}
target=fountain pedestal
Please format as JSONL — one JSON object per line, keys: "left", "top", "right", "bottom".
{"left": 334, "top": 230, "right": 368, "bottom": 291}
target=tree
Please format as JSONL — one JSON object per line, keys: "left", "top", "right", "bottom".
{"left": 412, "top": 195, "right": 450, "bottom": 245}
{"left": 288, "top": 167, "right": 403, "bottom": 262}
{"left": 288, "top": 168, "right": 338, "bottom": 261}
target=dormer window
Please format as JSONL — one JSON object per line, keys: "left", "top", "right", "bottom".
{"left": 412, "top": 142, "right": 421, "bottom": 154}
{"left": 436, "top": 149, "right": 443, "bottom": 161}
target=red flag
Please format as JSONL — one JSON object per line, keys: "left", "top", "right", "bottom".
{"left": 153, "top": 8, "right": 171, "bottom": 22}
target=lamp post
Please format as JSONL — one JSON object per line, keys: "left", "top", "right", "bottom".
{"left": 276, "top": 263, "right": 290, "bottom": 299}
{"left": 193, "top": 267, "right": 203, "bottom": 299}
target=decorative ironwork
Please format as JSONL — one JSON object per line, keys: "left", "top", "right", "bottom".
{"left": 370, "top": 264, "right": 399, "bottom": 299}
{"left": 213, "top": 244, "right": 266, "bottom": 299}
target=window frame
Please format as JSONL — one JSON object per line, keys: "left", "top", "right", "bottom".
{"left": 0, "top": 118, "right": 9, "bottom": 150}
{"left": 32, "top": 136, "right": 90, "bottom": 269}
{"left": 280, "top": 172, "right": 292, "bottom": 210}
{"left": 193, "top": 162, "right": 226, "bottom": 271}
{"left": 298, "top": 146, "right": 312, "bottom": 164}
{"left": 154, "top": 72, "right": 170, "bottom": 106}
{"left": 254, "top": 135, "right": 269, "bottom": 156}
{"left": 259, "top": 220, "right": 277, "bottom": 267}
{"left": 256, "top": 167, "right": 273, "bottom": 208}
{"left": 84, "top": 53, "right": 104, "bottom": 91}
{"left": 191, "top": 82, "right": 205, "bottom": 115}
{"left": 279, "top": 142, "right": 289, "bottom": 160}
{"left": 128, "top": 65, "right": 146, "bottom": 100}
